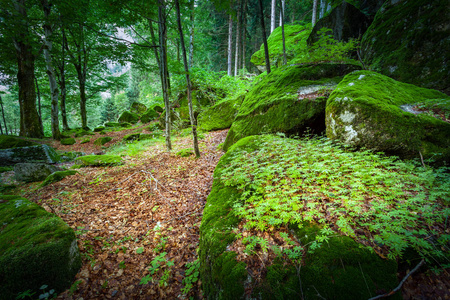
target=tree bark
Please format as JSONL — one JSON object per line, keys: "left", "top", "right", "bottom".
{"left": 279, "top": 0, "right": 285, "bottom": 27}
{"left": 278, "top": 0, "right": 286, "bottom": 65}
{"left": 312, "top": 0, "right": 318, "bottom": 26}
{"left": 270, "top": 0, "right": 276, "bottom": 33}
{"left": 56, "top": 27, "right": 69, "bottom": 131}
{"left": 41, "top": 0, "right": 61, "bottom": 140}
{"left": 0, "top": 96, "right": 8, "bottom": 135}
{"left": 175, "top": 0, "right": 200, "bottom": 157}
{"left": 242, "top": 0, "right": 248, "bottom": 72}
{"left": 258, "top": 0, "right": 271, "bottom": 74}
{"left": 234, "top": 0, "right": 241, "bottom": 77}
{"left": 188, "top": 0, "right": 195, "bottom": 69}
{"left": 227, "top": 14, "right": 233, "bottom": 76}
{"left": 158, "top": 0, "right": 172, "bottom": 151}
{"left": 34, "top": 75, "right": 44, "bottom": 136}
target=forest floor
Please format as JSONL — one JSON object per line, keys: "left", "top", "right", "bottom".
{"left": 15, "top": 126, "right": 449, "bottom": 299}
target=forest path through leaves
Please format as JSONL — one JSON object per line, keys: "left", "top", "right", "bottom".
{"left": 26, "top": 129, "right": 228, "bottom": 299}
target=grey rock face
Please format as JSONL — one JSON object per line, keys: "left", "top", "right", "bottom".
{"left": 14, "top": 163, "right": 62, "bottom": 182}
{"left": 0, "top": 144, "right": 61, "bottom": 166}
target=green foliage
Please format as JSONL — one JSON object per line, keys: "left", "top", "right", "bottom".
{"left": 93, "top": 137, "right": 113, "bottom": 146}
{"left": 220, "top": 135, "right": 449, "bottom": 261}
{"left": 176, "top": 148, "right": 194, "bottom": 157}
{"left": 181, "top": 260, "right": 200, "bottom": 296}
{"left": 75, "top": 155, "right": 123, "bottom": 167}
{"left": 117, "top": 111, "right": 139, "bottom": 124}
{"left": 0, "top": 135, "right": 38, "bottom": 149}
{"left": 107, "top": 138, "right": 161, "bottom": 157}
{"left": 60, "top": 138, "right": 76, "bottom": 145}
{"left": 40, "top": 171, "right": 78, "bottom": 187}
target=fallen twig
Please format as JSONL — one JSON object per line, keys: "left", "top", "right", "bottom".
{"left": 368, "top": 259, "right": 425, "bottom": 300}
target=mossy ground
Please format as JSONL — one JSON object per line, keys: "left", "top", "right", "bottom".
{"left": 223, "top": 63, "right": 360, "bottom": 150}
{"left": 61, "top": 138, "right": 76, "bottom": 145}
{"left": 118, "top": 111, "right": 140, "bottom": 124}
{"left": 40, "top": 170, "right": 78, "bottom": 187}
{"left": 326, "top": 71, "right": 450, "bottom": 162}
{"left": 0, "top": 198, "right": 81, "bottom": 299}
{"left": 0, "top": 135, "right": 38, "bottom": 149}
{"left": 75, "top": 155, "right": 123, "bottom": 166}
{"left": 93, "top": 136, "right": 113, "bottom": 146}
{"left": 198, "top": 95, "right": 244, "bottom": 132}
{"left": 176, "top": 148, "right": 194, "bottom": 157}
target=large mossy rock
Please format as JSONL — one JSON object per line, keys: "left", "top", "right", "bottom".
{"left": 0, "top": 197, "right": 81, "bottom": 299}
{"left": 200, "top": 135, "right": 399, "bottom": 299}
{"left": 360, "top": 0, "right": 450, "bottom": 94}
{"left": 307, "top": 1, "right": 372, "bottom": 45}
{"left": 93, "top": 136, "right": 113, "bottom": 146}
{"left": 14, "top": 163, "right": 62, "bottom": 183}
{"left": 326, "top": 71, "right": 450, "bottom": 163}
{"left": 130, "top": 101, "right": 147, "bottom": 115}
{"left": 0, "top": 145, "right": 60, "bottom": 167}
{"left": 223, "top": 63, "right": 360, "bottom": 151}
{"left": 118, "top": 111, "right": 140, "bottom": 124}
{"left": 251, "top": 24, "right": 311, "bottom": 70}
{"left": 60, "top": 138, "right": 76, "bottom": 145}
{"left": 40, "top": 170, "right": 78, "bottom": 187}
{"left": 140, "top": 108, "right": 160, "bottom": 124}
{"left": 198, "top": 95, "right": 244, "bottom": 131}
{"left": 75, "top": 155, "right": 123, "bottom": 167}
{"left": 0, "top": 135, "right": 38, "bottom": 149}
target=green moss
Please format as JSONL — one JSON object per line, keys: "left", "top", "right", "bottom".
{"left": 223, "top": 63, "right": 360, "bottom": 151}
{"left": 80, "top": 138, "right": 90, "bottom": 144}
{"left": 361, "top": 0, "right": 450, "bottom": 92}
{"left": 118, "top": 111, "right": 140, "bottom": 124}
{"left": 140, "top": 108, "right": 159, "bottom": 123}
{"left": 104, "top": 122, "right": 120, "bottom": 127}
{"left": 40, "top": 170, "right": 78, "bottom": 187}
{"left": 176, "top": 148, "right": 194, "bottom": 157}
{"left": 198, "top": 95, "right": 244, "bottom": 131}
{"left": 152, "top": 105, "right": 164, "bottom": 113}
{"left": 123, "top": 133, "right": 140, "bottom": 142}
{"left": 0, "top": 198, "right": 81, "bottom": 299}
{"left": 94, "top": 126, "right": 105, "bottom": 132}
{"left": 120, "top": 122, "right": 132, "bottom": 128}
{"left": 60, "top": 138, "right": 76, "bottom": 145}
{"left": 0, "top": 166, "right": 13, "bottom": 173}
{"left": 326, "top": 71, "right": 450, "bottom": 163}
{"left": 251, "top": 24, "right": 312, "bottom": 68}
{"left": 130, "top": 102, "right": 147, "bottom": 115}
{"left": 0, "top": 135, "right": 38, "bottom": 149}
{"left": 93, "top": 136, "right": 113, "bottom": 146}
{"left": 74, "top": 130, "right": 94, "bottom": 138}
{"left": 75, "top": 155, "right": 123, "bottom": 166}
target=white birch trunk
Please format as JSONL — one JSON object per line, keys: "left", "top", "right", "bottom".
{"left": 312, "top": 0, "right": 318, "bottom": 26}
{"left": 270, "top": 0, "right": 276, "bottom": 33}
{"left": 227, "top": 15, "right": 233, "bottom": 76}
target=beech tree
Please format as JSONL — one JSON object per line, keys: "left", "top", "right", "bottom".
{"left": 258, "top": 0, "right": 271, "bottom": 74}
{"left": 227, "top": 14, "right": 233, "bottom": 76}
{"left": 270, "top": 0, "right": 276, "bottom": 33}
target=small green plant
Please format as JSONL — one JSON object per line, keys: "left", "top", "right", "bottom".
{"left": 140, "top": 252, "right": 175, "bottom": 286}
{"left": 181, "top": 260, "right": 200, "bottom": 295}
{"left": 68, "top": 280, "right": 82, "bottom": 296}
{"left": 37, "top": 285, "right": 55, "bottom": 300}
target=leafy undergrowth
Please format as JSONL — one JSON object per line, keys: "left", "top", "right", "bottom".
{"left": 25, "top": 129, "right": 228, "bottom": 299}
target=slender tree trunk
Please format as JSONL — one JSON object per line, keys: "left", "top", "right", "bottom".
{"left": 0, "top": 118, "right": 3, "bottom": 135}
{"left": 320, "top": 0, "right": 325, "bottom": 19}
{"left": 59, "top": 28, "right": 70, "bottom": 131}
{"left": 279, "top": 0, "right": 285, "bottom": 27}
{"left": 78, "top": 72, "right": 88, "bottom": 130}
{"left": 234, "top": 0, "right": 241, "bottom": 77}
{"left": 258, "top": 0, "right": 271, "bottom": 74}
{"left": 278, "top": 0, "right": 286, "bottom": 65}
{"left": 188, "top": 0, "right": 195, "bottom": 69}
{"left": 158, "top": 0, "right": 171, "bottom": 151}
{"left": 175, "top": 0, "right": 200, "bottom": 157}
{"left": 242, "top": 0, "right": 248, "bottom": 72}
{"left": 41, "top": 0, "right": 60, "bottom": 140}
{"left": 149, "top": 20, "right": 161, "bottom": 67}
{"left": 270, "top": 0, "right": 276, "bottom": 33}
{"left": 227, "top": 15, "right": 233, "bottom": 76}
{"left": 0, "top": 96, "right": 8, "bottom": 135}
{"left": 312, "top": 0, "right": 318, "bottom": 25}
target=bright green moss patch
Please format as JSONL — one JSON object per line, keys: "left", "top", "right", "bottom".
{"left": 94, "top": 126, "right": 105, "bottom": 132}
{"left": 0, "top": 198, "right": 81, "bottom": 299}
{"left": 118, "top": 111, "right": 140, "bottom": 124}
{"left": 60, "top": 138, "right": 76, "bottom": 145}
{"left": 104, "top": 122, "right": 120, "bottom": 127}
{"left": 223, "top": 63, "right": 360, "bottom": 150}
{"left": 40, "top": 170, "right": 78, "bottom": 187}
{"left": 75, "top": 155, "right": 123, "bottom": 167}
{"left": 198, "top": 95, "right": 243, "bottom": 131}
{"left": 176, "top": 148, "right": 193, "bottom": 157}
{"left": 93, "top": 136, "right": 113, "bottom": 146}
{"left": 140, "top": 108, "right": 159, "bottom": 123}
{"left": 0, "top": 135, "right": 38, "bottom": 149}
{"left": 326, "top": 71, "right": 450, "bottom": 163}
{"left": 123, "top": 133, "right": 140, "bottom": 142}
{"left": 80, "top": 138, "right": 90, "bottom": 144}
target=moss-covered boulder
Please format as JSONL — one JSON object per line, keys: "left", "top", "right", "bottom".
{"left": 360, "top": 0, "right": 450, "bottom": 94}
{"left": 200, "top": 135, "right": 399, "bottom": 299}
{"left": 0, "top": 197, "right": 81, "bottom": 299}
{"left": 93, "top": 136, "right": 113, "bottom": 146}
{"left": 0, "top": 145, "right": 60, "bottom": 167}
{"left": 130, "top": 102, "right": 147, "bottom": 115}
{"left": 75, "top": 155, "right": 123, "bottom": 167}
{"left": 140, "top": 108, "right": 159, "bottom": 124}
{"left": 326, "top": 71, "right": 450, "bottom": 163}
{"left": 40, "top": 170, "right": 78, "bottom": 187}
{"left": 307, "top": 1, "right": 372, "bottom": 45}
{"left": 0, "top": 135, "right": 38, "bottom": 149}
{"left": 60, "top": 138, "right": 76, "bottom": 145}
{"left": 152, "top": 105, "right": 164, "bottom": 113}
{"left": 118, "top": 111, "right": 140, "bottom": 124}
{"left": 104, "top": 122, "right": 120, "bottom": 128}
{"left": 93, "top": 126, "right": 105, "bottom": 132}
{"left": 251, "top": 24, "right": 312, "bottom": 70}
{"left": 198, "top": 95, "right": 244, "bottom": 131}
{"left": 71, "top": 129, "right": 94, "bottom": 138}
{"left": 14, "top": 163, "right": 62, "bottom": 183}
{"left": 123, "top": 133, "right": 140, "bottom": 142}
{"left": 80, "top": 138, "right": 90, "bottom": 144}
{"left": 223, "top": 63, "right": 360, "bottom": 151}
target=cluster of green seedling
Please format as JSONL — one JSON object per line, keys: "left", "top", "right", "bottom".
{"left": 220, "top": 134, "right": 450, "bottom": 261}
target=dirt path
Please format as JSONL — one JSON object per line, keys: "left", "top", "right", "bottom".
{"left": 25, "top": 129, "right": 228, "bottom": 299}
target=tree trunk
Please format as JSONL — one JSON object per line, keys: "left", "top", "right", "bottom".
{"left": 188, "top": 0, "right": 195, "bottom": 69}
{"left": 41, "top": 0, "right": 61, "bottom": 140}
{"left": 242, "top": 0, "right": 248, "bottom": 72}
{"left": 158, "top": 0, "right": 171, "bottom": 151}
{"left": 320, "top": 0, "right": 325, "bottom": 19}
{"left": 175, "top": 0, "right": 200, "bottom": 157}
{"left": 278, "top": 0, "right": 286, "bottom": 65}
{"left": 78, "top": 72, "right": 88, "bottom": 130}
{"left": 312, "top": 0, "right": 318, "bottom": 25}
{"left": 227, "top": 14, "right": 233, "bottom": 76}
{"left": 0, "top": 96, "right": 8, "bottom": 135}
{"left": 270, "top": 0, "right": 276, "bottom": 33}
{"left": 258, "top": 0, "right": 271, "bottom": 74}
{"left": 58, "top": 28, "right": 70, "bottom": 131}
{"left": 149, "top": 20, "right": 161, "bottom": 68}
{"left": 234, "top": 0, "right": 241, "bottom": 77}
{"left": 279, "top": 0, "right": 285, "bottom": 27}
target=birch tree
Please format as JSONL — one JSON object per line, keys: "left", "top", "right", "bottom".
{"left": 258, "top": 0, "right": 271, "bottom": 74}
{"left": 270, "top": 0, "right": 276, "bottom": 33}
{"left": 312, "top": 0, "right": 318, "bottom": 25}
{"left": 227, "top": 14, "right": 233, "bottom": 76}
